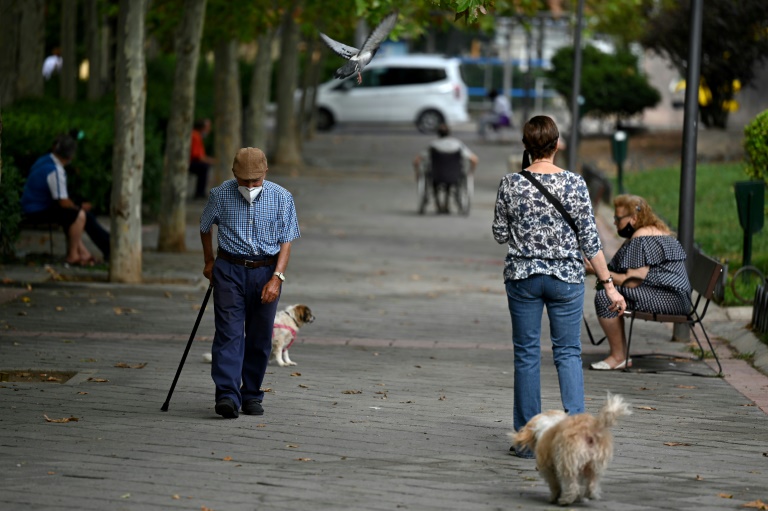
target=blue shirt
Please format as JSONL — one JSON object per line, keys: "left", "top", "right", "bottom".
{"left": 200, "top": 179, "right": 300, "bottom": 256}
{"left": 21, "top": 153, "right": 68, "bottom": 214}
{"left": 492, "top": 170, "right": 602, "bottom": 284}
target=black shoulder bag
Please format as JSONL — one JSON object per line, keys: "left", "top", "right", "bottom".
{"left": 518, "top": 166, "right": 606, "bottom": 345}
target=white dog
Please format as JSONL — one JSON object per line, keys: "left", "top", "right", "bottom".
{"left": 201, "top": 304, "right": 315, "bottom": 367}
{"left": 269, "top": 304, "right": 314, "bottom": 367}
{"left": 510, "top": 394, "right": 631, "bottom": 506}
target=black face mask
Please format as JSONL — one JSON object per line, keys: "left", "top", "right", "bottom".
{"left": 617, "top": 223, "right": 636, "bottom": 239}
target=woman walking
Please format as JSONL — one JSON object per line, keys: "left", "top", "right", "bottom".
{"left": 492, "top": 116, "right": 625, "bottom": 457}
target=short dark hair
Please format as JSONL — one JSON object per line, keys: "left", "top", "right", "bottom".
{"left": 522, "top": 116, "right": 559, "bottom": 161}
{"left": 436, "top": 123, "right": 450, "bottom": 138}
{"left": 193, "top": 119, "right": 207, "bottom": 130}
{"left": 52, "top": 134, "right": 77, "bottom": 160}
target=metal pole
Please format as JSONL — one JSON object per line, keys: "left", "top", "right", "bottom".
{"left": 674, "top": 0, "right": 703, "bottom": 342}
{"left": 567, "top": 0, "right": 585, "bottom": 174}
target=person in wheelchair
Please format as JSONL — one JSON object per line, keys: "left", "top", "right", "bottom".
{"left": 583, "top": 194, "right": 692, "bottom": 371}
{"left": 413, "top": 124, "right": 478, "bottom": 214}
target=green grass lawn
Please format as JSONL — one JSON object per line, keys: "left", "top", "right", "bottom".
{"left": 619, "top": 162, "right": 767, "bottom": 304}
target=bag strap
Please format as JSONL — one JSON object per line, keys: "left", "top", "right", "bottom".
{"left": 519, "top": 169, "right": 580, "bottom": 236}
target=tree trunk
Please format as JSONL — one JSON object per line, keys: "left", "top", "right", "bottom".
{"left": 0, "top": 0, "right": 20, "bottom": 107}
{"left": 245, "top": 30, "right": 275, "bottom": 151}
{"left": 302, "top": 40, "right": 325, "bottom": 142}
{"left": 110, "top": 0, "right": 147, "bottom": 283}
{"left": 85, "top": 0, "right": 106, "bottom": 100}
{"left": 272, "top": 7, "right": 302, "bottom": 166}
{"left": 61, "top": 0, "right": 78, "bottom": 101}
{"left": 213, "top": 40, "right": 242, "bottom": 186}
{"left": 16, "top": 0, "right": 45, "bottom": 100}
{"left": 157, "top": 0, "right": 207, "bottom": 253}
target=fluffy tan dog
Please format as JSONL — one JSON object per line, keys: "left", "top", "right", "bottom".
{"left": 511, "top": 394, "right": 631, "bottom": 506}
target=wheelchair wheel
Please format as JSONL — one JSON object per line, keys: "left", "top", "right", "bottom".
{"left": 417, "top": 173, "right": 429, "bottom": 214}
{"left": 455, "top": 175, "right": 472, "bottom": 216}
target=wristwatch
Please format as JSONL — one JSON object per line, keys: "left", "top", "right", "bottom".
{"left": 273, "top": 271, "right": 286, "bottom": 282}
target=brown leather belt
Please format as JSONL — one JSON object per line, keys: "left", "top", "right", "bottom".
{"left": 217, "top": 250, "right": 277, "bottom": 268}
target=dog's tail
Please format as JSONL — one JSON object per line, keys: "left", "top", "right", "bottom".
{"left": 597, "top": 393, "right": 631, "bottom": 429}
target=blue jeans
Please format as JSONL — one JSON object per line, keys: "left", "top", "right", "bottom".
{"left": 506, "top": 275, "right": 585, "bottom": 433}
{"left": 211, "top": 256, "right": 280, "bottom": 408}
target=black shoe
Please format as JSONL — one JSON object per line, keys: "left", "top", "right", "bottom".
{"left": 215, "top": 398, "right": 239, "bottom": 419}
{"left": 242, "top": 399, "right": 264, "bottom": 416}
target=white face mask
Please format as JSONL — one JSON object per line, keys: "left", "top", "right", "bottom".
{"left": 238, "top": 186, "right": 262, "bottom": 204}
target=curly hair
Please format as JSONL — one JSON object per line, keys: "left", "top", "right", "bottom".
{"left": 522, "top": 116, "right": 560, "bottom": 161}
{"left": 614, "top": 194, "right": 671, "bottom": 234}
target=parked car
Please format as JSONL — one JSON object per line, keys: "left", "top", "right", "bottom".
{"left": 313, "top": 55, "right": 469, "bottom": 133}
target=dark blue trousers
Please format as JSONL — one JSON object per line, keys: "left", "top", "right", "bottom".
{"left": 211, "top": 257, "right": 279, "bottom": 408}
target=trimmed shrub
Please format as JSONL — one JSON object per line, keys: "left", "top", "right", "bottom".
{"left": 744, "top": 109, "right": 768, "bottom": 184}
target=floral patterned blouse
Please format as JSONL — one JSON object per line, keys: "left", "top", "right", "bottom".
{"left": 492, "top": 170, "right": 602, "bottom": 284}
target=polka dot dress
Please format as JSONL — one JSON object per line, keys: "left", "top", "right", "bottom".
{"left": 595, "top": 236, "right": 692, "bottom": 318}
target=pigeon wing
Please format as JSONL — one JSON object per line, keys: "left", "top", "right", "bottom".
{"left": 319, "top": 33, "right": 359, "bottom": 60}
{"left": 359, "top": 12, "right": 398, "bottom": 54}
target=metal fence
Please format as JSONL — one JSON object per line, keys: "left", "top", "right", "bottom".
{"left": 752, "top": 281, "right": 768, "bottom": 335}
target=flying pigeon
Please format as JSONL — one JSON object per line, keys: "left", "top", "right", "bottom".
{"left": 320, "top": 12, "right": 398, "bottom": 84}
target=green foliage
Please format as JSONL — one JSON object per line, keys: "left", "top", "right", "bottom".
{"left": 0, "top": 96, "right": 165, "bottom": 221}
{"left": 0, "top": 161, "right": 23, "bottom": 259}
{"left": 548, "top": 45, "right": 660, "bottom": 122}
{"left": 642, "top": 0, "right": 768, "bottom": 129}
{"left": 744, "top": 109, "right": 768, "bottom": 185}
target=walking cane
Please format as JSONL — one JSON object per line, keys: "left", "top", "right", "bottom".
{"left": 161, "top": 284, "right": 213, "bottom": 411}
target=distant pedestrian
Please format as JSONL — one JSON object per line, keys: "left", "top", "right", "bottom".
{"left": 478, "top": 89, "right": 512, "bottom": 139}
{"left": 42, "top": 47, "right": 63, "bottom": 80}
{"left": 492, "top": 115, "right": 625, "bottom": 457}
{"left": 189, "top": 119, "right": 216, "bottom": 199}
{"left": 200, "top": 147, "right": 301, "bottom": 419}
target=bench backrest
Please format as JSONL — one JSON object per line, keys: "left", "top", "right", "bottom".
{"left": 689, "top": 252, "right": 723, "bottom": 300}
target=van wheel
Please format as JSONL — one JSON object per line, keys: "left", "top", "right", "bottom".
{"left": 316, "top": 108, "right": 335, "bottom": 131}
{"left": 416, "top": 110, "right": 444, "bottom": 133}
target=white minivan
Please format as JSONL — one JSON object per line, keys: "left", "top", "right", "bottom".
{"left": 314, "top": 55, "right": 469, "bottom": 133}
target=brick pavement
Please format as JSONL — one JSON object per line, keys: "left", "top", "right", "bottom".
{"left": 1, "top": 126, "right": 766, "bottom": 510}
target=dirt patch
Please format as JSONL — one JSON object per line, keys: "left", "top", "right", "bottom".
{"left": 0, "top": 370, "right": 77, "bottom": 383}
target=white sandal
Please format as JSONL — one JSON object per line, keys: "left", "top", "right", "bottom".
{"left": 590, "top": 358, "right": 632, "bottom": 370}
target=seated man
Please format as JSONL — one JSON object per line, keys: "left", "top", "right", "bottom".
{"left": 20, "top": 134, "right": 110, "bottom": 265}
{"left": 413, "top": 124, "right": 478, "bottom": 213}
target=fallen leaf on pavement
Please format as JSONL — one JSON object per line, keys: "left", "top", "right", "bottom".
{"left": 740, "top": 403, "right": 756, "bottom": 407}
{"left": 55, "top": 306, "right": 64, "bottom": 312}
{"left": 743, "top": 500, "right": 768, "bottom": 510}
{"left": 261, "top": 387, "right": 272, "bottom": 392}
{"left": 290, "top": 372, "right": 301, "bottom": 377}
{"left": 44, "top": 415, "right": 79, "bottom": 423}
{"left": 286, "top": 444, "right": 299, "bottom": 448}
{"left": 695, "top": 475, "right": 703, "bottom": 480}
{"left": 719, "top": 493, "right": 734, "bottom": 498}
{"left": 113, "top": 307, "right": 139, "bottom": 315}
{"left": 120, "top": 493, "right": 130, "bottom": 499}
{"left": 676, "top": 385, "right": 696, "bottom": 389}
{"left": 114, "top": 362, "right": 147, "bottom": 369}
{"left": 21, "top": 296, "right": 31, "bottom": 303}
{"left": 222, "top": 456, "right": 232, "bottom": 461}
{"left": 48, "top": 471, "right": 56, "bottom": 475}
{"left": 164, "top": 291, "right": 172, "bottom": 298}
{"left": 172, "top": 494, "right": 180, "bottom": 500}
{"left": 298, "top": 384, "right": 309, "bottom": 388}
{"left": 342, "top": 390, "right": 362, "bottom": 394}
{"left": 636, "top": 406, "right": 657, "bottom": 411}
{"left": 664, "top": 442, "right": 692, "bottom": 446}
{"left": 202, "top": 506, "right": 216, "bottom": 511}
{"left": 46, "top": 376, "right": 60, "bottom": 382}
{"left": 256, "top": 424, "right": 266, "bottom": 428}
{"left": 438, "top": 395, "right": 446, "bottom": 401}
{"left": 77, "top": 391, "right": 88, "bottom": 395}
{"left": 87, "top": 377, "right": 109, "bottom": 383}
{"left": 294, "top": 458, "right": 312, "bottom": 462}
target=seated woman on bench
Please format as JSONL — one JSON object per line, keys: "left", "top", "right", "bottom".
{"left": 584, "top": 194, "right": 691, "bottom": 370}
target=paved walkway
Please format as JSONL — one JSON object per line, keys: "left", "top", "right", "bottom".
{"left": 1, "top": 126, "right": 767, "bottom": 510}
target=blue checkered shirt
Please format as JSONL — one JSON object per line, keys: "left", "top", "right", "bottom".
{"left": 200, "top": 179, "right": 300, "bottom": 256}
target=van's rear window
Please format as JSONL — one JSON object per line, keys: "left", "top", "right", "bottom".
{"left": 362, "top": 67, "right": 447, "bottom": 87}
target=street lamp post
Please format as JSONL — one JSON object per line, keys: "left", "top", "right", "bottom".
{"left": 567, "top": 0, "right": 585, "bottom": 175}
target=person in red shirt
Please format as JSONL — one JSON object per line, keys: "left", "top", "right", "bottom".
{"left": 190, "top": 119, "right": 216, "bottom": 199}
